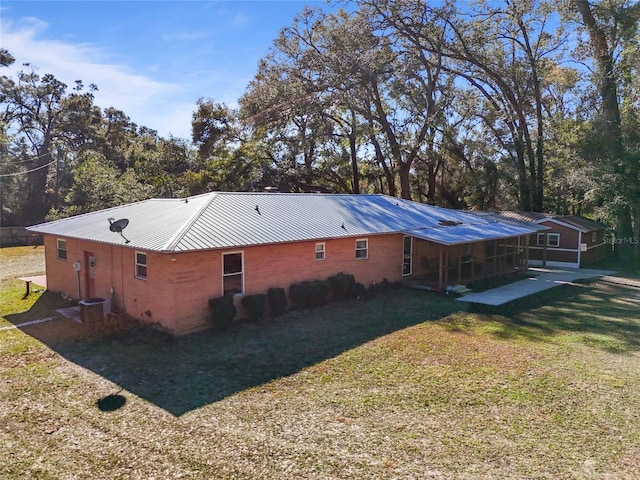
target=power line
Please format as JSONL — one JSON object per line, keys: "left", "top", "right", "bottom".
{"left": 0, "top": 157, "right": 58, "bottom": 178}
{"left": 0, "top": 150, "right": 55, "bottom": 165}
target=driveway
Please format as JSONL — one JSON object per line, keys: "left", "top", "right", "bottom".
{"left": 456, "top": 267, "right": 616, "bottom": 306}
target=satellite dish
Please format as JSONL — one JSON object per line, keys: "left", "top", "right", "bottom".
{"left": 108, "top": 218, "right": 129, "bottom": 233}
{"left": 108, "top": 218, "right": 131, "bottom": 243}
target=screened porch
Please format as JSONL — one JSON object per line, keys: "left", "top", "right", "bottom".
{"left": 403, "top": 235, "right": 530, "bottom": 291}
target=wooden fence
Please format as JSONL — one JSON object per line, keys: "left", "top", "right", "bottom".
{"left": 0, "top": 227, "right": 43, "bottom": 247}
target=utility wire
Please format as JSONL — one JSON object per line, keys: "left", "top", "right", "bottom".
{"left": 0, "top": 157, "right": 58, "bottom": 178}
{"left": 0, "top": 150, "right": 54, "bottom": 165}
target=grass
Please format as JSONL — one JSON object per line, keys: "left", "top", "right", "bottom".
{"left": 0, "top": 245, "right": 45, "bottom": 281}
{"left": 2, "top": 247, "right": 640, "bottom": 479}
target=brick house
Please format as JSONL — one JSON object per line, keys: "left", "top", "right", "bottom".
{"left": 493, "top": 212, "right": 609, "bottom": 268}
{"left": 28, "top": 193, "right": 537, "bottom": 335}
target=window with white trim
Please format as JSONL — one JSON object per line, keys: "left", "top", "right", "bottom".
{"left": 537, "top": 233, "right": 560, "bottom": 247}
{"left": 135, "top": 252, "right": 147, "bottom": 279}
{"left": 56, "top": 239, "right": 67, "bottom": 260}
{"left": 355, "top": 238, "right": 368, "bottom": 260}
{"left": 547, "top": 233, "right": 560, "bottom": 247}
{"left": 223, "top": 252, "right": 244, "bottom": 295}
{"left": 402, "top": 236, "right": 413, "bottom": 276}
{"left": 315, "top": 242, "right": 325, "bottom": 261}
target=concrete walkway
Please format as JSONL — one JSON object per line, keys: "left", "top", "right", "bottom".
{"left": 17, "top": 274, "right": 47, "bottom": 289}
{"left": 456, "top": 267, "right": 616, "bottom": 306}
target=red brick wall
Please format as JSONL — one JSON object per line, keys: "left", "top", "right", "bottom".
{"left": 43, "top": 233, "right": 406, "bottom": 335}
{"left": 244, "top": 235, "right": 404, "bottom": 294}
{"left": 43, "top": 235, "right": 119, "bottom": 301}
{"left": 42, "top": 235, "right": 165, "bottom": 323}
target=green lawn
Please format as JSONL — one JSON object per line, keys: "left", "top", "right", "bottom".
{"left": 1, "top": 247, "right": 640, "bottom": 479}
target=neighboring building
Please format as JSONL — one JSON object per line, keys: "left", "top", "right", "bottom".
{"left": 28, "top": 193, "right": 538, "bottom": 335}
{"left": 494, "top": 211, "right": 609, "bottom": 268}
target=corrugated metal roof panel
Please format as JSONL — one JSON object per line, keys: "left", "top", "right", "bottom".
{"left": 27, "top": 194, "right": 212, "bottom": 251}
{"left": 496, "top": 211, "right": 607, "bottom": 233}
{"left": 468, "top": 211, "right": 550, "bottom": 232}
{"left": 495, "top": 211, "right": 551, "bottom": 223}
{"left": 28, "top": 192, "right": 540, "bottom": 251}
{"left": 559, "top": 215, "right": 607, "bottom": 233}
{"left": 406, "top": 221, "right": 535, "bottom": 246}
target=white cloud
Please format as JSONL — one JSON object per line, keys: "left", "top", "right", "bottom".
{"left": 1, "top": 17, "right": 191, "bottom": 138}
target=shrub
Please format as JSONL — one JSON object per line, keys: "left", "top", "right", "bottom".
{"left": 209, "top": 294, "right": 236, "bottom": 332}
{"left": 354, "top": 282, "right": 367, "bottom": 299}
{"left": 267, "top": 287, "right": 287, "bottom": 316}
{"left": 327, "top": 272, "right": 356, "bottom": 300}
{"left": 289, "top": 280, "right": 330, "bottom": 309}
{"left": 241, "top": 294, "right": 267, "bottom": 322}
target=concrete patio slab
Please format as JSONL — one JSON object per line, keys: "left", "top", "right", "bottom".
{"left": 17, "top": 274, "right": 47, "bottom": 288}
{"left": 456, "top": 267, "right": 616, "bottom": 306}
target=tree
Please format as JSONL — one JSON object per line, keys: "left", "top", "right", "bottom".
{"left": 191, "top": 98, "right": 269, "bottom": 192}
{"left": 49, "top": 152, "right": 149, "bottom": 219}
{"left": 241, "top": 7, "right": 457, "bottom": 199}
{"left": 363, "top": 0, "right": 567, "bottom": 210}
{"left": 570, "top": 0, "right": 640, "bottom": 260}
{"left": 0, "top": 63, "right": 98, "bottom": 224}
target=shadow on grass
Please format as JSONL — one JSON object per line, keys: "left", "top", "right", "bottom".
{"left": 3, "top": 290, "right": 73, "bottom": 326}
{"left": 10, "top": 288, "right": 462, "bottom": 417}
{"left": 468, "top": 279, "right": 640, "bottom": 353}
{"left": 8, "top": 278, "right": 640, "bottom": 416}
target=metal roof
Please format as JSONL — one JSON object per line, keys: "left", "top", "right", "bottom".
{"left": 468, "top": 211, "right": 550, "bottom": 232}
{"left": 557, "top": 215, "right": 607, "bottom": 233}
{"left": 495, "top": 211, "right": 606, "bottom": 233}
{"left": 28, "top": 192, "right": 540, "bottom": 251}
{"left": 406, "top": 221, "right": 535, "bottom": 246}
{"left": 495, "top": 211, "right": 551, "bottom": 223}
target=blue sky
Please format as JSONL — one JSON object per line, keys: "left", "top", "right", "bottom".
{"left": 1, "top": 1, "right": 331, "bottom": 139}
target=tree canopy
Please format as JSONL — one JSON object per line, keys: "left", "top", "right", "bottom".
{"left": 1, "top": 2, "right": 638, "bottom": 259}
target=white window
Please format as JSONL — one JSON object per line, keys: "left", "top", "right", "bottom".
{"left": 315, "top": 242, "right": 325, "bottom": 261}
{"left": 223, "top": 252, "right": 243, "bottom": 295}
{"left": 537, "top": 233, "right": 560, "bottom": 247}
{"left": 592, "top": 232, "right": 597, "bottom": 242}
{"left": 135, "top": 252, "right": 147, "bottom": 279}
{"left": 56, "top": 239, "right": 67, "bottom": 260}
{"left": 547, "top": 233, "right": 560, "bottom": 247}
{"left": 403, "top": 236, "right": 413, "bottom": 276}
{"left": 355, "top": 238, "right": 368, "bottom": 260}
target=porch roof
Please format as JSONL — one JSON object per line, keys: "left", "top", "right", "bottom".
{"left": 405, "top": 221, "right": 534, "bottom": 246}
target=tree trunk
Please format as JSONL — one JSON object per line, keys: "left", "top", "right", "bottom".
{"left": 398, "top": 162, "right": 411, "bottom": 200}
{"left": 426, "top": 162, "right": 436, "bottom": 203}
{"left": 370, "top": 133, "right": 396, "bottom": 197}
{"left": 515, "top": 141, "right": 531, "bottom": 211}
{"left": 349, "top": 111, "right": 360, "bottom": 194}
{"left": 575, "top": 0, "right": 633, "bottom": 261}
